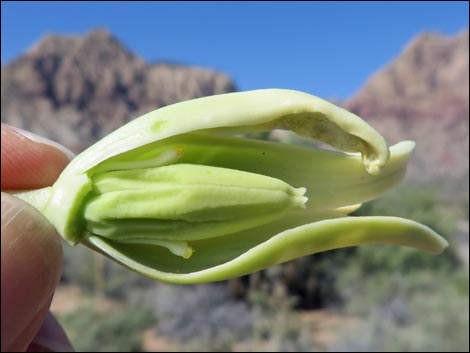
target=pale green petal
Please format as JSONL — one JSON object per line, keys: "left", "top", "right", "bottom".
{"left": 83, "top": 214, "right": 448, "bottom": 284}
{"left": 63, "top": 89, "right": 389, "bottom": 175}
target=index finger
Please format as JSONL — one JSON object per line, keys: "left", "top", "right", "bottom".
{"left": 1, "top": 124, "right": 72, "bottom": 190}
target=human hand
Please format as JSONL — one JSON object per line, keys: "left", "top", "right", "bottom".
{"left": 1, "top": 124, "right": 74, "bottom": 352}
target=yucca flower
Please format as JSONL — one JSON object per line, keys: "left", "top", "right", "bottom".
{"left": 11, "top": 89, "right": 447, "bottom": 283}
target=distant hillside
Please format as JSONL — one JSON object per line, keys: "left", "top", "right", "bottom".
{"left": 345, "top": 30, "right": 469, "bottom": 191}
{"left": 1, "top": 29, "right": 236, "bottom": 152}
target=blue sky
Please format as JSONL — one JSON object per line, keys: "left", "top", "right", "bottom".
{"left": 2, "top": 1, "right": 468, "bottom": 99}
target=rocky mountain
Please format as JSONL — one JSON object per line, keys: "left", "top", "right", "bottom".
{"left": 345, "top": 30, "right": 469, "bottom": 190}
{"left": 1, "top": 29, "right": 236, "bottom": 152}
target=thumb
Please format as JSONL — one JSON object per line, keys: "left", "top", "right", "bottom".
{"left": 1, "top": 193, "right": 63, "bottom": 352}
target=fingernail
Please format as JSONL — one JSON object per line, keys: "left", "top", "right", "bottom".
{"left": 2, "top": 123, "right": 75, "bottom": 161}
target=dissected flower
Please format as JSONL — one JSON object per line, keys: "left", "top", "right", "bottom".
{"left": 11, "top": 89, "right": 448, "bottom": 283}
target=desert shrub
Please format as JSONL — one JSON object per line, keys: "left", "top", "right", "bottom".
{"left": 150, "top": 283, "right": 253, "bottom": 351}
{"left": 58, "top": 303, "right": 156, "bottom": 352}
{"left": 249, "top": 282, "right": 312, "bottom": 352}
{"left": 332, "top": 267, "right": 469, "bottom": 352}
{"left": 330, "top": 185, "right": 469, "bottom": 351}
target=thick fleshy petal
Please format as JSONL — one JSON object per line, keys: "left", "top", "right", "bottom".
{"left": 83, "top": 215, "right": 448, "bottom": 284}
{"left": 63, "top": 89, "right": 389, "bottom": 175}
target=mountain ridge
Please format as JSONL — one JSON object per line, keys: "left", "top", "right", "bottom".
{"left": 1, "top": 29, "right": 236, "bottom": 151}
